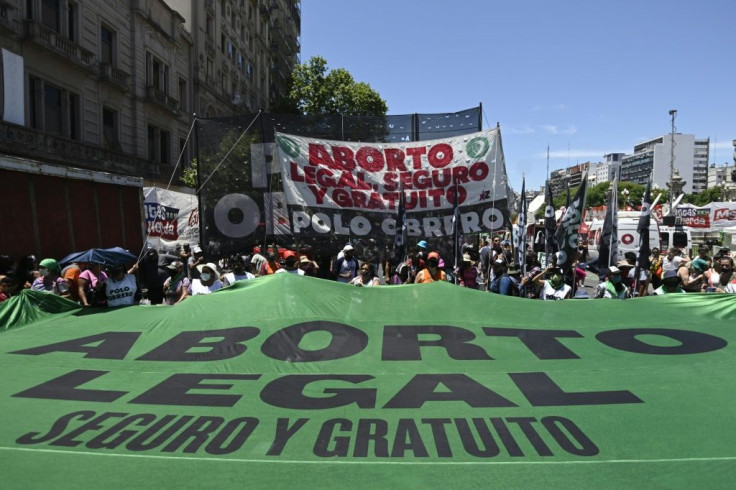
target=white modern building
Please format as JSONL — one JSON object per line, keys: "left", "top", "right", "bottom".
{"left": 620, "top": 134, "right": 709, "bottom": 194}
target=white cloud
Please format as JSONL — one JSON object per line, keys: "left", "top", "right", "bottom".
{"left": 540, "top": 124, "right": 577, "bottom": 135}
{"left": 504, "top": 124, "right": 535, "bottom": 135}
{"left": 712, "top": 141, "right": 734, "bottom": 150}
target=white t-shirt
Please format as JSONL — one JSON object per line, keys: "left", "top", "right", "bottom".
{"left": 540, "top": 281, "right": 571, "bottom": 300}
{"left": 350, "top": 275, "right": 379, "bottom": 286}
{"left": 223, "top": 272, "right": 254, "bottom": 285}
{"left": 188, "top": 279, "right": 223, "bottom": 295}
{"left": 275, "top": 268, "right": 305, "bottom": 275}
{"left": 105, "top": 274, "right": 137, "bottom": 307}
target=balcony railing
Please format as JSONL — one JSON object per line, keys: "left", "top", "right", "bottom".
{"left": 23, "top": 20, "right": 95, "bottom": 70}
{"left": 145, "top": 85, "right": 180, "bottom": 114}
{"left": 0, "top": 120, "right": 162, "bottom": 179}
{"left": 99, "top": 63, "right": 130, "bottom": 91}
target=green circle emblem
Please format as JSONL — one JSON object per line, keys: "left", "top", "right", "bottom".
{"left": 277, "top": 136, "right": 300, "bottom": 158}
{"left": 466, "top": 137, "right": 490, "bottom": 158}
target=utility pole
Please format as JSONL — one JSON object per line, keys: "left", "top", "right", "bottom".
{"left": 668, "top": 109, "right": 677, "bottom": 215}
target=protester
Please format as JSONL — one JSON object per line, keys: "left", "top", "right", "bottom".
{"left": 77, "top": 263, "right": 107, "bottom": 306}
{"left": 350, "top": 262, "right": 380, "bottom": 286}
{"left": 250, "top": 245, "right": 267, "bottom": 276}
{"left": 679, "top": 257, "right": 705, "bottom": 293}
{"left": 533, "top": 266, "right": 572, "bottom": 300}
{"left": 188, "top": 245, "right": 205, "bottom": 280}
{"left": 333, "top": 244, "right": 358, "bottom": 283}
{"left": 401, "top": 247, "right": 425, "bottom": 284}
{"left": 30, "top": 258, "right": 70, "bottom": 298}
{"left": 704, "top": 255, "right": 736, "bottom": 293}
{"left": 16, "top": 255, "right": 38, "bottom": 289}
{"left": 649, "top": 248, "right": 663, "bottom": 290}
{"left": 260, "top": 249, "right": 281, "bottom": 276}
{"left": 163, "top": 261, "right": 189, "bottom": 305}
{"left": 652, "top": 269, "right": 685, "bottom": 295}
{"left": 661, "top": 247, "right": 682, "bottom": 274}
{"left": 222, "top": 255, "right": 255, "bottom": 285}
{"left": 275, "top": 251, "right": 304, "bottom": 275}
{"left": 135, "top": 248, "right": 166, "bottom": 304}
{"left": 188, "top": 262, "right": 223, "bottom": 296}
{"left": 299, "top": 255, "right": 320, "bottom": 277}
{"left": 415, "top": 252, "right": 446, "bottom": 283}
{"left": 595, "top": 266, "right": 630, "bottom": 299}
{"left": 0, "top": 274, "right": 19, "bottom": 302}
{"left": 491, "top": 260, "right": 520, "bottom": 296}
{"left": 519, "top": 253, "right": 542, "bottom": 298}
{"left": 455, "top": 253, "right": 478, "bottom": 289}
{"left": 104, "top": 264, "right": 138, "bottom": 307}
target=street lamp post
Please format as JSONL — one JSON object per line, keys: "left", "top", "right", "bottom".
{"left": 668, "top": 109, "right": 677, "bottom": 215}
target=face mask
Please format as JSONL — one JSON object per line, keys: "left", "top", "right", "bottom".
{"left": 610, "top": 275, "right": 621, "bottom": 284}
{"left": 200, "top": 273, "right": 212, "bottom": 282}
{"left": 550, "top": 274, "right": 562, "bottom": 287}
{"left": 285, "top": 259, "right": 296, "bottom": 268}
{"left": 39, "top": 268, "right": 50, "bottom": 277}
{"left": 427, "top": 260, "right": 438, "bottom": 268}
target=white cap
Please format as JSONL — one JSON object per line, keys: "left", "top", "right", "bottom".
{"left": 608, "top": 266, "right": 620, "bottom": 274}
{"left": 343, "top": 244, "right": 354, "bottom": 252}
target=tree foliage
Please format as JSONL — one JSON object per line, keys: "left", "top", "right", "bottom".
{"left": 278, "top": 56, "right": 388, "bottom": 116}
{"left": 683, "top": 186, "right": 723, "bottom": 206}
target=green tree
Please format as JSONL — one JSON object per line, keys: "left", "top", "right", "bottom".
{"left": 683, "top": 187, "right": 723, "bottom": 206}
{"left": 277, "top": 56, "right": 388, "bottom": 116}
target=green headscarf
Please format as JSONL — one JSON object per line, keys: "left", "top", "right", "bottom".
{"left": 39, "top": 258, "right": 61, "bottom": 276}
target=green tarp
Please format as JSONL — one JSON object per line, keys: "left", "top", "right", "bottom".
{"left": 1, "top": 275, "right": 735, "bottom": 488}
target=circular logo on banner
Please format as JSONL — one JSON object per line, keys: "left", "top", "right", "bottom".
{"left": 213, "top": 193, "right": 261, "bottom": 238}
{"left": 276, "top": 135, "right": 300, "bottom": 158}
{"left": 621, "top": 233, "right": 634, "bottom": 245}
{"left": 466, "top": 137, "right": 490, "bottom": 158}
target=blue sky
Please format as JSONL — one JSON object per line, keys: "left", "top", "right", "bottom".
{"left": 300, "top": 0, "right": 736, "bottom": 191}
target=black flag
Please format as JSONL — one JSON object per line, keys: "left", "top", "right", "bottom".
{"left": 555, "top": 173, "right": 588, "bottom": 272}
{"left": 544, "top": 181, "right": 558, "bottom": 267}
{"left": 597, "top": 178, "right": 619, "bottom": 271}
{"left": 634, "top": 177, "right": 652, "bottom": 292}
{"left": 394, "top": 184, "right": 407, "bottom": 262}
{"left": 517, "top": 177, "right": 527, "bottom": 272}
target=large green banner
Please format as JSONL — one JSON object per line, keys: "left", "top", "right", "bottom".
{"left": 1, "top": 276, "right": 735, "bottom": 488}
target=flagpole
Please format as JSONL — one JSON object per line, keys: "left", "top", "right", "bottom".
{"left": 453, "top": 181, "right": 459, "bottom": 284}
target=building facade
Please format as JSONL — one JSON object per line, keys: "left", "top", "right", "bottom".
{"left": 168, "top": 0, "right": 301, "bottom": 117}
{"left": 620, "top": 134, "right": 709, "bottom": 194}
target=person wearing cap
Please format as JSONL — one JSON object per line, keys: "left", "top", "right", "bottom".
{"left": 31, "top": 258, "right": 70, "bottom": 298}
{"left": 222, "top": 255, "right": 255, "bottom": 285}
{"left": 652, "top": 269, "right": 685, "bottom": 295}
{"left": 595, "top": 266, "right": 630, "bottom": 299}
{"left": 415, "top": 252, "right": 447, "bottom": 283}
{"left": 188, "top": 262, "right": 223, "bottom": 296}
{"left": 350, "top": 262, "right": 380, "bottom": 286}
{"left": 333, "top": 244, "right": 358, "bottom": 283}
{"left": 416, "top": 240, "right": 428, "bottom": 259}
{"left": 678, "top": 256, "right": 706, "bottom": 292}
{"left": 455, "top": 253, "right": 478, "bottom": 289}
{"left": 188, "top": 245, "right": 205, "bottom": 280}
{"left": 163, "top": 261, "right": 190, "bottom": 305}
{"left": 532, "top": 265, "right": 572, "bottom": 300}
{"left": 275, "top": 250, "right": 305, "bottom": 275}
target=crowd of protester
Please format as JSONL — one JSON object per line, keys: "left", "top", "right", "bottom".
{"left": 2, "top": 236, "right": 735, "bottom": 307}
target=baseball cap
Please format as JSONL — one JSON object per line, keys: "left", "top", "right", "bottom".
{"left": 417, "top": 240, "right": 428, "bottom": 249}
{"left": 427, "top": 251, "right": 440, "bottom": 260}
{"left": 343, "top": 244, "right": 354, "bottom": 252}
{"left": 608, "top": 266, "right": 621, "bottom": 274}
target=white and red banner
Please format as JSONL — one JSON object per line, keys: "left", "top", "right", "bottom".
{"left": 143, "top": 186, "right": 200, "bottom": 248}
{"left": 275, "top": 130, "right": 510, "bottom": 240}
{"left": 675, "top": 202, "right": 736, "bottom": 230}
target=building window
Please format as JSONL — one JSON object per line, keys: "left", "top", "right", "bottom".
{"left": 100, "top": 24, "right": 114, "bottom": 65}
{"left": 102, "top": 107, "right": 118, "bottom": 150}
{"left": 41, "top": 0, "right": 60, "bottom": 32}
{"left": 160, "top": 130, "right": 170, "bottom": 165}
{"left": 206, "top": 15, "right": 214, "bottom": 40}
{"left": 29, "top": 76, "right": 79, "bottom": 140}
{"left": 178, "top": 77, "right": 187, "bottom": 112}
{"left": 146, "top": 53, "right": 169, "bottom": 94}
{"left": 67, "top": 2, "right": 78, "bottom": 42}
{"left": 148, "top": 124, "right": 171, "bottom": 165}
